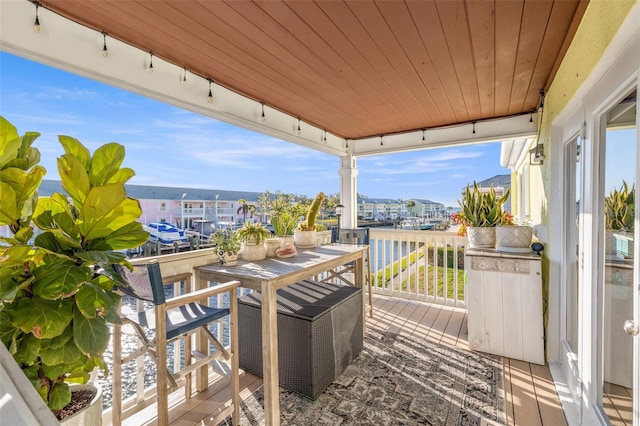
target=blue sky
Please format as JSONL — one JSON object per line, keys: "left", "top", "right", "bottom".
{"left": 0, "top": 51, "right": 510, "bottom": 207}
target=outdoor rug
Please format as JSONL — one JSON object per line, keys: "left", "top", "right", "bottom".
{"left": 218, "top": 327, "right": 506, "bottom": 425}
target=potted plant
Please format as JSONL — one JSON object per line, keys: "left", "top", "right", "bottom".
{"left": 294, "top": 191, "right": 326, "bottom": 249}
{"left": 605, "top": 180, "right": 635, "bottom": 259}
{"left": 261, "top": 191, "right": 306, "bottom": 257}
{"left": 0, "top": 116, "right": 148, "bottom": 423}
{"left": 458, "top": 182, "right": 510, "bottom": 248}
{"left": 211, "top": 228, "right": 242, "bottom": 265}
{"left": 495, "top": 212, "right": 532, "bottom": 252}
{"left": 237, "top": 221, "right": 270, "bottom": 261}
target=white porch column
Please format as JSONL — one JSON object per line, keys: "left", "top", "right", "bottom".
{"left": 338, "top": 155, "right": 358, "bottom": 228}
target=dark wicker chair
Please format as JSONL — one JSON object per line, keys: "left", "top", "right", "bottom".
{"left": 331, "top": 228, "right": 373, "bottom": 317}
{"left": 112, "top": 262, "right": 240, "bottom": 426}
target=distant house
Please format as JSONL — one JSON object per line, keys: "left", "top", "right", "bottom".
{"left": 36, "top": 180, "right": 262, "bottom": 230}
{"left": 357, "top": 197, "right": 406, "bottom": 220}
{"left": 406, "top": 199, "right": 446, "bottom": 219}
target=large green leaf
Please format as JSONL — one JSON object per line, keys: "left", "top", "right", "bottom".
{"left": 106, "top": 167, "right": 135, "bottom": 184}
{"left": 78, "top": 185, "right": 143, "bottom": 240}
{"left": 75, "top": 281, "right": 119, "bottom": 318}
{"left": 32, "top": 260, "right": 92, "bottom": 300}
{"left": 40, "top": 332, "right": 83, "bottom": 366}
{"left": 48, "top": 381, "right": 71, "bottom": 410}
{"left": 0, "top": 311, "right": 19, "bottom": 348}
{"left": 75, "top": 250, "right": 127, "bottom": 265}
{"left": 12, "top": 297, "right": 73, "bottom": 339}
{"left": 14, "top": 332, "right": 41, "bottom": 364}
{"left": 0, "top": 181, "right": 19, "bottom": 226}
{"left": 57, "top": 154, "right": 90, "bottom": 207}
{"left": 0, "top": 118, "right": 21, "bottom": 169}
{"left": 58, "top": 135, "right": 90, "bottom": 171}
{"left": 73, "top": 309, "right": 110, "bottom": 357}
{"left": 33, "top": 193, "right": 77, "bottom": 238}
{"left": 89, "top": 142, "right": 125, "bottom": 186}
{"left": 88, "top": 221, "right": 149, "bottom": 251}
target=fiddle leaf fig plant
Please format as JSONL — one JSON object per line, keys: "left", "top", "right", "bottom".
{"left": 0, "top": 116, "right": 148, "bottom": 418}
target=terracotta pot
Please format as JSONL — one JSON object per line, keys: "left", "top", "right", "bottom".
{"left": 466, "top": 226, "right": 496, "bottom": 249}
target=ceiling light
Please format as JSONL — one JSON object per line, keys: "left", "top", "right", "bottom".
{"left": 422, "top": 129, "right": 426, "bottom": 143}
{"left": 102, "top": 32, "right": 108, "bottom": 57}
{"left": 207, "top": 79, "right": 214, "bottom": 103}
{"left": 33, "top": 2, "right": 40, "bottom": 33}
{"left": 148, "top": 52, "right": 154, "bottom": 73}
{"left": 380, "top": 135, "right": 383, "bottom": 146}
{"left": 529, "top": 112, "right": 534, "bottom": 127}
{"left": 323, "top": 130, "right": 327, "bottom": 143}
{"left": 181, "top": 68, "right": 187, "bottom": 86}
{"left": 296, "top": 118, "right": 301, "bottom": 135}
{"left": 472, "top": 122, "right": 476, "bottom": 135}
{"left": 260, "top": 103, "right": 266, "bottom": 122}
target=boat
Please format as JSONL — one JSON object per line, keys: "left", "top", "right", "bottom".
{"left": 143, "top": 222, "right": 189, "bottom": 244}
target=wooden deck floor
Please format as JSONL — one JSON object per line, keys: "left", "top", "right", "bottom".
{"left": 111, "top": 295, "right": 569, "bottom": 426}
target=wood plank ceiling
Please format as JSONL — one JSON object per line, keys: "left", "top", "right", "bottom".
{"left": 39, "top": 0, "right": 588, "bottom": 141}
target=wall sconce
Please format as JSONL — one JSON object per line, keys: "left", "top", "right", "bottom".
{"left": 529, "top": 144, "right": 544, "bottom": 166}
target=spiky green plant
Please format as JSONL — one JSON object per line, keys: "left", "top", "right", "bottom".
{"left": 237, "top": 221, "right": 271, "bottom": 244}
{"left": 458, "top": 182, "right": 510, "bottom": 227}
{"left": 605, "top": 180, "right": 635, "bottom": 231}
{"left": 298, "top": 191, "right": 326, "bottom": 231}
{"left": 0, "top": 116, "right": 148, "bottom": 418}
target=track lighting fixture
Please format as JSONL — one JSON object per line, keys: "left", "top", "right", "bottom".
{"left": 148, "top": 52, "right": 154, "bottom": 73}
{"left": 260, "top": 103, "right": 266, "bottom": 123}
{"left": 295, "top": 118, "right": 301, "bottom": 135}
{"left": 102, "top": 32, "right": 108, "bottom": 57}
{"left": 33, "top": 1, "right": 40, "bottom": 33}
{"left": 181, "top": 68, "right": 187, "bottom": 86}
{"left": 207, "top": 79, "right": 213, "bottom": 104}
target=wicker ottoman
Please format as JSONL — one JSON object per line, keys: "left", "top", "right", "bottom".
{"left": 238, "top": 280, "right": 363, "bottom": 399}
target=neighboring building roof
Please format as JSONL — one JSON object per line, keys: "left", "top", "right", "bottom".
{"left": 356, "top": 197, "right": 403, "bottom": 204}
{"left": 38, "top": 180, "right": 262, "bottom": 202}
{"left": 409, "top": 199, "right": 443, "bottom": 206}
{"left": 474, "top": 174, "right": 511, "bottom": 188}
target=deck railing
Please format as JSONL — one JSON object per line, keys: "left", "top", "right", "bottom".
{"left": 368, "top": 229, "right": 466, "bottom": 308}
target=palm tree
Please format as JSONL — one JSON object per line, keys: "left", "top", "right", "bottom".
{"left": 237, "top": 198, "right": 256, "bottom": 224}
{"left": 406, "top": 199, "right": 416, "bottom": 215}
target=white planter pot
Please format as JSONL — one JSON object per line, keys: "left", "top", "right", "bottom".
{"left": 61, "top": 383, "right": 103, "bottom": 426}
{"left": 466, "top": 227, "right": 496, "bottom": 249}
{"left": 264, "top": 238, "right": 280, "bottom": 257}
{"left": 275, "top": 235, "right": 297, "bottom": 258}
{"left": 216, "top": 251, "right": 238, "bottom": 266}
{"left": 242, "top": 242, "right": 266, "bottom": 261}
{"left": 294, "top": 230, "right": 317, "bottom": 249}
{"left": 496, "top": 225, "right": 533, "bottom": 252}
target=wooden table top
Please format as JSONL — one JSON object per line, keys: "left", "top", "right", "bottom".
{"left": 195, "top": 244, "right": 366, "bottom": 291}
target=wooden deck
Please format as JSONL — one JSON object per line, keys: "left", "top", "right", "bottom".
{"left": 109, "top": 295, "right": 568, "bottom": 426}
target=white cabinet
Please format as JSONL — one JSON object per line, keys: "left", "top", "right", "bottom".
{"left": 465, "top": 249, "right": 544, "bottom": 365}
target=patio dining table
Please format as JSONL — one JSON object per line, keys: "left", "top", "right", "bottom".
{"left": 194, "top": 244, "right": 367, "bottom": 426}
